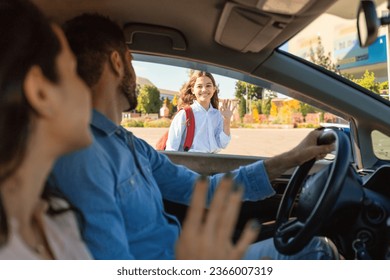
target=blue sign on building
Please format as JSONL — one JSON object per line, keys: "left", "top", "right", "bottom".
{"left": 337, "top": 35, "right": 387, "bottom": 70}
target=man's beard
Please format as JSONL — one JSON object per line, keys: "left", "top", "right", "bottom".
{"left": 120, "top": 62, "right": 137, "bottom": 112}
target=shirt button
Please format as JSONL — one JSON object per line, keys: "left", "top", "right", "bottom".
{"left": 116, "top": 130, "right": 122, "bottom": 135}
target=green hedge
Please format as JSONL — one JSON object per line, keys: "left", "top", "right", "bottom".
{"left": 122, "top": 119, "right": 144, "bottom": 128}
{"left": 144, "top": 118, "right": 172, "bottom": 128}
{"left": 122, "top": 118, "right": 172, "bottom": 128}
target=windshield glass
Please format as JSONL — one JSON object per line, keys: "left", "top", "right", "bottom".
{"left": 129, "top": 58, "right": 346, "bottom": 157}
{"left": 282, "top": 1, "right": 389, "bottom": 101}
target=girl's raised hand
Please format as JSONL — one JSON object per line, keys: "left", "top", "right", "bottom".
{"left": 220, "top": 99, "right": 237, "bottom": 120}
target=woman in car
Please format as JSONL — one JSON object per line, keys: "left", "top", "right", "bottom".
{"left": 166, "top": 71, "right": 235, "bottom": 153}
{"left": 0, "top": 0, "right": 93, "bottom": 259}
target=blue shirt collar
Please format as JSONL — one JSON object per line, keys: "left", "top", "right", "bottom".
{"left": 91, "top": 109, "right": 119, "bottom": 136}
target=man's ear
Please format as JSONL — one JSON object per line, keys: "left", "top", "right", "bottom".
{"left": 109, "top": 51, "right": 123, "bottom": 77}
{"left": 23, "top": 66, "right": 57, "bottom": 118}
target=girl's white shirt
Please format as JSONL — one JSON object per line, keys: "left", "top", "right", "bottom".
{"left": 166, "top": 100, "right": 231, "bottom": 153}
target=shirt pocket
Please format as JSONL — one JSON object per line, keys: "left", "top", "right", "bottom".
{"left": 116, "top": 171, "right": 161, "bottom": 231}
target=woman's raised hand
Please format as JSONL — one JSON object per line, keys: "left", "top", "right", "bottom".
{"left": 176, "top": 175, "right": 261, "bottom": 259}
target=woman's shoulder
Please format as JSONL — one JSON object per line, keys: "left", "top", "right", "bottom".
{"left": 43, "top": 207, "right": 92, "bottom": 259}
{"left": 0, "top": 219, "right": 39, "bottom": 260}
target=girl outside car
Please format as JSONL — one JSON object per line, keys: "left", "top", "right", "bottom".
{"left": 166, "top": 71, "right": 236, "bottom": 153}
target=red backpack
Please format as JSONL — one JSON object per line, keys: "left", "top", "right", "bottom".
{"left": 155, "top": 106, "right": 195, "bottom": 151}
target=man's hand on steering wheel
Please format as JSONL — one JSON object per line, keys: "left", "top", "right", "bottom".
{"left": 264, "top": 129, "right": 335, "bottom": 181}
{"left": 291, "top": 129, "right": 336, "bottom": 164}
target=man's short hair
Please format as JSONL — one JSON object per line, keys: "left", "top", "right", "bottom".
{"left": 63, "top": 13, "right": 127, "bottom": 87}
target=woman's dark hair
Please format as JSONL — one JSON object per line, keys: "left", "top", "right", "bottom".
{"left": 0, "top": 0, "right": 61, "bottom": 245}
{"left": 63, "top": 13, "right": 128, "bottom": 88}
{"left": 180, "top": 71, "right": 219, "bottom": 109}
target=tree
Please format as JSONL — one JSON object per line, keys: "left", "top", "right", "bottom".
{"left": 279, "top": 105, "right": 291, "bottom": 124}
{"left": 172, "top": 94, "right": 179, "bottom": 107}
{"left": 238, "top": 96, "right": 246, "bottom": 120}
{"left": 299, "top": 102, "right": 318, "bottom": 117}
{"left": 261, "top": 98, "right": 272, "bottom": 116}
{"left": 252, "top": 100, "right": 262, "bottom": 114}
{"left": 309, "top": 36, "right": 340, "bottom": 74}
{"left": 171, "top": 94, "right": 179, "bottom": 114}
{"left": 234, "top": 81, "right": 263, "bottom": 100}
{"left": 252, "top": 107, "right": 260, "bottom": 123}
{"left": 380, "top": 81, "right": 388, "bottom": 91}
{"left": 136, "top": 85, "right": 161, "bottom": 114}
{"left": 308, "top": 36, "right": 354, "bottom": 80}
{"left": 270, "top": 102, "right": 278, "bottom": 117}
{"left": 278, "top": 100, "right": 300, "bottom": 124}
{"left": 353, "top": 70, "right": 380, "bottom": 94}
{"left": 380, "top": 81, "right": 389, "bottom": 99}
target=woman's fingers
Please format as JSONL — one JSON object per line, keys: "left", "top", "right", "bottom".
{"left": 182, "top": 176, "right": 209, "bottom": 232}
{"left": 231, "top": 220, "right": 261, "bottom": 259}
{"left": 177, "top": 176, "right": 209, "bottom": 259}
{"left": 217, "top": 183, "right": 243, "bottom": 243}
{"left": 177, "top": 173, "right": 256, "bottom": 260}
{"left": 203, "top": 175, "right": 232, "bottom": 236}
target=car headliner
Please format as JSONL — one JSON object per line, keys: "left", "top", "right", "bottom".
{"left": 34, "top": 0, "right": 340, "bottom": 73}
{"left": 32, "top": 0, "right": 388, "bottom": 72}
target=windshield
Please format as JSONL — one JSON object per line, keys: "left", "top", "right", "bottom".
{"left": 282, "top": 1, "right": 389, "bottom": 101}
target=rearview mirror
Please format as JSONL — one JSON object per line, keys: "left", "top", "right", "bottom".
{"left": 357, "top": 0, "right": 380, "bottom": 48}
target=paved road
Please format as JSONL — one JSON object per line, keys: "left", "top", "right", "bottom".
{"left": 128, "top": 127, "right": 313, "bottom": 157}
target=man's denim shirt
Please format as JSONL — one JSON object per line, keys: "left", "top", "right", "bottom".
{"left": 52, "top": 110, "right": 275, "bottom": 260}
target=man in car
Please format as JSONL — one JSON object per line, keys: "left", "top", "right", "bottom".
{"left": 52, "top": 13, "right": 337, "bottom": 260}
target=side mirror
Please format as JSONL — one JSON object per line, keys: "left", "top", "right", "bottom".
{"left": 357, "top": 0, "right": 380, "bottom": 48}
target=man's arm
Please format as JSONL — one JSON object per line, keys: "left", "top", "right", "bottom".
{"left": 148, "top": 129, "right": 333, "bottom": 206}
{"left": 145, "top": 138, "right": 275, "bottom": 205}
{"left": 264, "top": 129, "right": 335, "bottom": 181}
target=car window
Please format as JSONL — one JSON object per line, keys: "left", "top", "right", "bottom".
{"left": 282, "top": 2, "right": 389, "bottom": 101}
{"left": 124, "top": 59, "right": 346, "bottom": 157}
{"left": 282, "top": 1, "right": 390, "bottom": 162}
{"left": 372, "top": 130, "right": 390, "bottom": 160}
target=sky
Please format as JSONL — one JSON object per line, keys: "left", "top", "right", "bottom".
{"left": 133, "top": 61, "right": 238, "bottom": 99}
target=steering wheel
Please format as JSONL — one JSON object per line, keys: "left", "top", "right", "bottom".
{"left": 274, "top": 128, "right": 351, "bottom": 255}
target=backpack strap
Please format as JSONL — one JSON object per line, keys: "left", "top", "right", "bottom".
{"left": 183, "top": 106, "right": 195, "bottom": 151}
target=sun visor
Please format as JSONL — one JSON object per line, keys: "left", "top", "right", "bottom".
{"left": 215, "top": 2, "right": 292, "bottom": 53}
